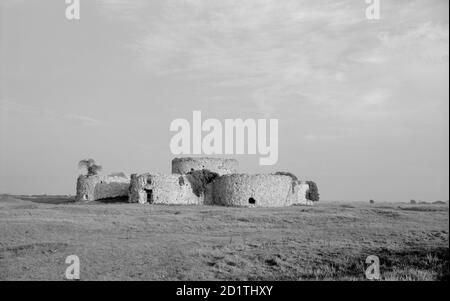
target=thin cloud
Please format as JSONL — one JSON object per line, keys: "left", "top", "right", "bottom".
{"left": 93, "top": 0, "right": 449, "bottom": 118}
{"left": 0, "top": 100, "right": 103, "bottom": 127}
{"left": 64, "top": 114, "right": 103, "bottom": 127}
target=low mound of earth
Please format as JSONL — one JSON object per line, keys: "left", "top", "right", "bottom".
{"left": 0, "top": 195, "right": 448, "bottom": 280}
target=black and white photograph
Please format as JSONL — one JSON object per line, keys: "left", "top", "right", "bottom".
{"left": 0, "top": 0, "right": 448, "bottom": 286}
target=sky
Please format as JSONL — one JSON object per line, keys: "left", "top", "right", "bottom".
{"left": 0, "top": 0, "right": 448, "bottom": 202}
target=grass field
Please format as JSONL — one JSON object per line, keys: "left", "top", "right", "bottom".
{"left": 0, "top": 195, "right": 448, "bottom": 281}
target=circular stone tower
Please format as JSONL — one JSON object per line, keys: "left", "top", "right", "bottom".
{"left": 172, "top": 157, "right": 238, "bottom": 175}
{"left": 211, "top": 174, "right": 298, "bottom": 207}
{"left": 75, "top": 175, "right": 101, "bottom": 202}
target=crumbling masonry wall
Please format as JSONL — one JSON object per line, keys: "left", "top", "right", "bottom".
{"left": 128, "top": 172, "right": 314, "bottom": 207}
{"left": 76, "top": 175, "right": 130, "bottom": 202}
{"left": 129, "top": 173, "right": 212, "bottom": 205}
{"left": 296, "top": 181, "right": 314, "bottom": 206}
{"left": 76, "top": 157, "right": 316, "bottom": 207}
{"left": 210, "top": 174, "right": 300, "bottom": 207}
{"left": 172, "top": 157, "right": 238, "bottom": 175}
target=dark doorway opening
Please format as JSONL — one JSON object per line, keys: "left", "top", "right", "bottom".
{"left": 248, "top": 197, "right": 256, "bottom": 205}
{"left": 145, "top": 189, "right": 154, "bottom": 204}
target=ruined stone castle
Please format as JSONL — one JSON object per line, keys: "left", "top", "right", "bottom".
{"left": 76, "top": 157, "right": 316, "bottom": 207}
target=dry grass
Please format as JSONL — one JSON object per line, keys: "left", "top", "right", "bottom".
{"left": 0, "top": 195, "right": 448, "bottom": 281}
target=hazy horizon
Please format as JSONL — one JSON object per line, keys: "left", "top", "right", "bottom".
{"left": 1, "top": 0, "right": 449, "bottom": 202}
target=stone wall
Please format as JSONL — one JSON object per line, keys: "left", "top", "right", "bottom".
{"left": 210, "top": 174, "right": 299, "bottom": 207}
{"left": 129, "top": 173, "right": 211, "bottom": 205}
{"left": 295, "top": 181, "right": 314, "bottom": 206}
{"left": 76, "top": 174, "right": 130, "bottom": 202}
{"left": 79, "top": 157, "right": 317, "bottom": 207}
{"left": 172, "top": 157, "right": 238, "bottom": 175}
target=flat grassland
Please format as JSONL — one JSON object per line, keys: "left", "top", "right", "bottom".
{"left": 0, "top": 195, "right": 448, "bottom": 281}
